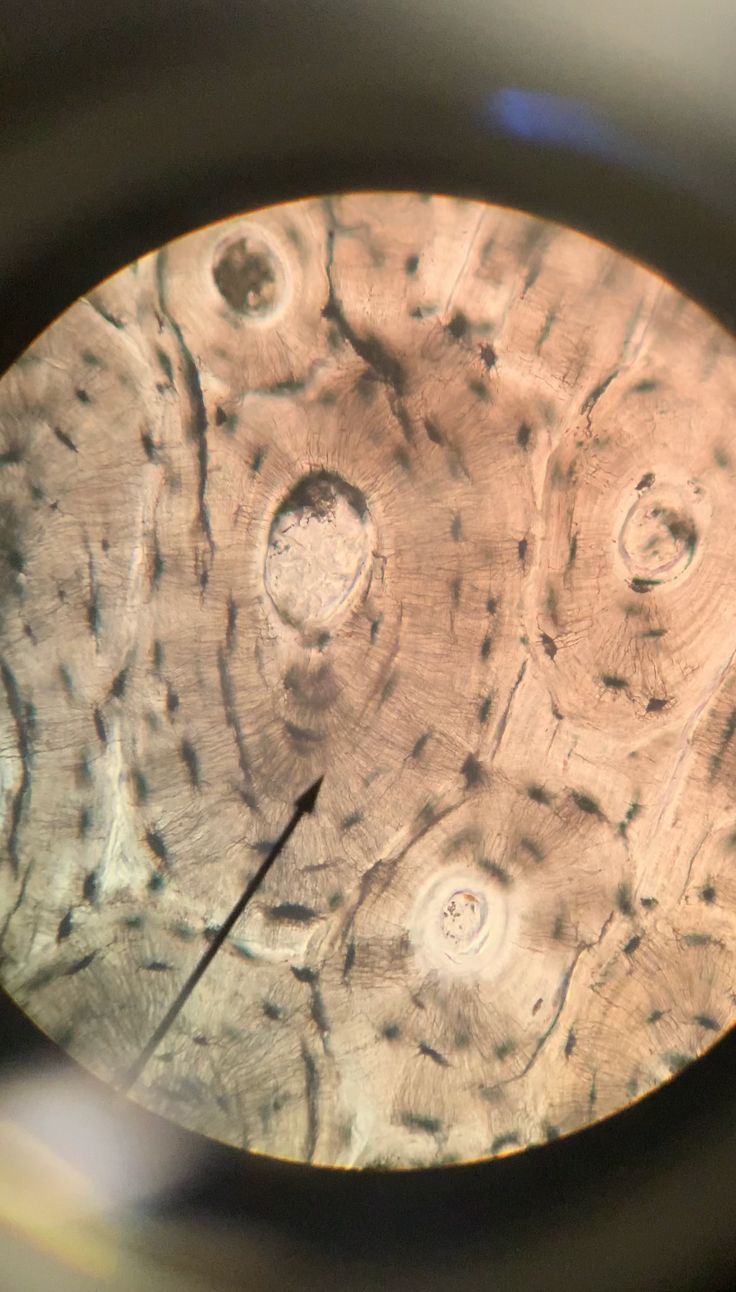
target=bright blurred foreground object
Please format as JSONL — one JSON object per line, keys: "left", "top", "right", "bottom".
{"left": 1, "top": 193, "right": 736, "bottom": 1168}
{"left": 0, "top": 1116, "right": 117, "bottom": 1278}
{"left": 0, "top": 1070, "right": 194, "bottom": 1282}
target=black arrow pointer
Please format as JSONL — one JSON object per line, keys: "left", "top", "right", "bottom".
{"left": 120, "top": 777, "right": 324, "bottom": 1093}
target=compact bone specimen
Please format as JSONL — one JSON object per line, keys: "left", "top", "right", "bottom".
{"left": 1, "top": 194, "right": 735, "bottom": 1168}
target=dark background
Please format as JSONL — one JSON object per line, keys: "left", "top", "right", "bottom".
{"left": 1, "top": 2, "right": 735, "bottom": 1287}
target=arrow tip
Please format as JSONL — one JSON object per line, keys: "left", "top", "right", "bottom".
{"left": 296, "top": 776, "right": 323, "bottom": 815}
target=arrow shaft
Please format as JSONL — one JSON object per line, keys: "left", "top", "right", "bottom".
{"left": 119, "top": 785, "right": 320, "bottom": 1093}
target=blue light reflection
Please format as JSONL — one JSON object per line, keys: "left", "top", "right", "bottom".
{"left": 487, "top": 89, "right": 660, "bottom": 174}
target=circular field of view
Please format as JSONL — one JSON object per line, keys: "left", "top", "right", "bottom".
{"left": 1, "top": 193, "right": 735, "bottom": 1168}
